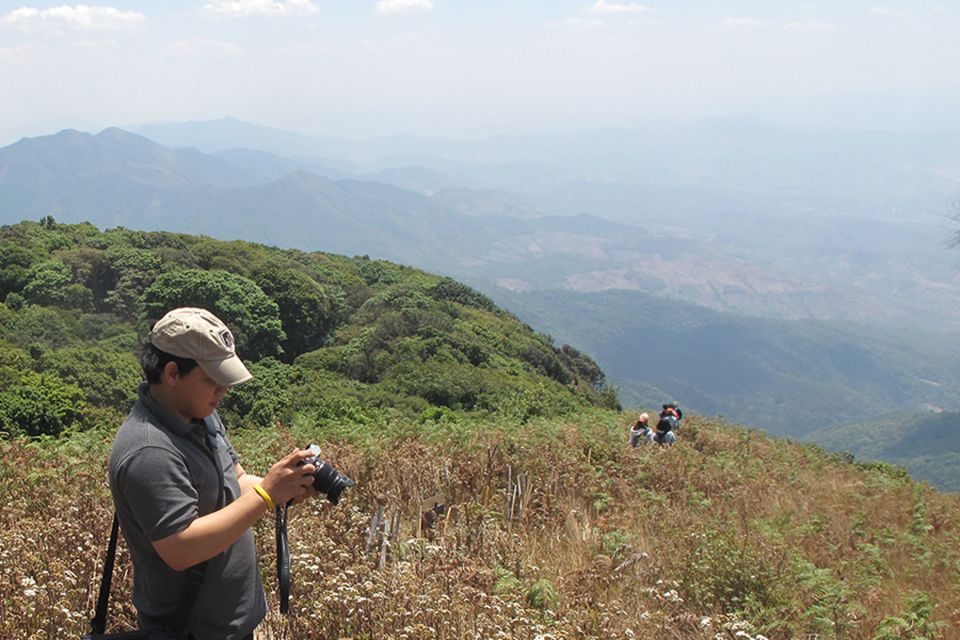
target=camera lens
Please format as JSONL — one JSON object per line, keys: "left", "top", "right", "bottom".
{"left": 311, "top": 461, "right": 355, "bottom": 505}
{"left": 298, "top": 445, "right": 355, "bottom": 505}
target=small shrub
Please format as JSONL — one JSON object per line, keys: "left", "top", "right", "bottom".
{"left": 526, "top": 579, "right": 558, "bottom": 612}
{"left": 873, "top": 591, "right": 948, "bottom": 640}
{"left": 599, "top": 530, "right": 632, "bottom": 562}
{"left": 493, "top": 566, "right": 523, "bottom": 596}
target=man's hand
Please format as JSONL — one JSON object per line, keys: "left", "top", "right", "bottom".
{"left": 258, "top": 448, "right": 318, "bottom": 506}
{"left": 152, "top": 448, "right": 320, "bottom": 571}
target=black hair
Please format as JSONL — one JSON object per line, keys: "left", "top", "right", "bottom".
{"left": 139, "top": 339, "right": 199, "bottom": 384}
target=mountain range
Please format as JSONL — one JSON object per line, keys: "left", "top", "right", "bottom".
{"left": 2, "top": 118, "right": 960, "bottom": 486}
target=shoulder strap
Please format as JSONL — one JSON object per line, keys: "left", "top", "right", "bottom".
{"left": 89, "top": 512, "right": 212, "bottom": 636}
{"left": 90, "top": 512, "right": 120, "bottom": 635}
{"left": 172, "top": 561, "right": 210, "bottom": 631}
{"left": 276, "top": 504, "right": 291, "bottom": 614}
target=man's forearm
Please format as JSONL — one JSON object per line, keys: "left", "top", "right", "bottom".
{"left": 237, "top": 471, "right": 263, "bottom": 494}
{"left": 151, "top": 491, "right": 268, "bottom": 571}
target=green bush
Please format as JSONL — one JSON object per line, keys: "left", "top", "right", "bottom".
{"left": 37, "top": 347, "right": 140, "bottom": 410}
{"left": 676, "top": 527, "right": 782, "bottom": 614}
{"left": 0, "top": 369, "right": 88, "bottom": 436}
{"left": 873, "top": 591, "right": 948, "bottom": 640}
{"left": 220, "top": 358, "right": 304, "bottom": 429}
{"left": 493, "top": 566, "right": 523, "bottom": 596}
{"left": 526, "top": 579, "right": 559, "bottom": 612}
{"left": 141, "top": 269, "right": 285, "bottom": 360}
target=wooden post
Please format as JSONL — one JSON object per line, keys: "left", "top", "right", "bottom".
{"left": 366, "top": 505, "right": 384, "bottom": 554}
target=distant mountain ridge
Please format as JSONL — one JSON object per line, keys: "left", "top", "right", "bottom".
{"left": 4, "top": 120, "right": 960, "bottom": 483}
{"left": 4, "top": 121, "right": 960, "bottom": 331}
{"left": 0, "top": 128, "right": 494, "bottom": 267}
{"left": 124, "top": 118, "right": 960, "bottom": 328}
{"left": 131, "top": 116, "right": 960, "bottom": 205}
{"left": 1, "top": 127, "right": 248, "bottom": 189}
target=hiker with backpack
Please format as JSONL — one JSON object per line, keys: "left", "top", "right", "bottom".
{"left": 663, "top": 402, "right": 683, "bottom": 426}
{"left": 629, "top": 412, "right": 654, "bottom": 447}
{"left": 654, "top": 405, "right": 680, "bottom": 445}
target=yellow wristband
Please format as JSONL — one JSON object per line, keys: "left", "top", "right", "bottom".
{"left": 253, "top": 484, "right": 275, "bottom": 511}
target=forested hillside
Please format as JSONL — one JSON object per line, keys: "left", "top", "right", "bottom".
{"left": 0, "top": 218, "right": 617, "bottom": 438}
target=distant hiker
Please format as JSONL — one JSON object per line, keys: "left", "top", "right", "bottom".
{"left": 629, "top": 412, "right": 653, "bottom": 447}
{"left": 654, "top": 405, "right": 679, "bottom": 445}
{"left": 663, "top": 402, "right": 683, "bottom": 426}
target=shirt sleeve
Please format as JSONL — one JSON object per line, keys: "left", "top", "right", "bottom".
{"left": 115, "top": 446, "right": 199, "bottom": 542}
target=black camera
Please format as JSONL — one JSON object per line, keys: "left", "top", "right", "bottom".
{"left": 301, "top": 444, "right": 355, "bottom": 505}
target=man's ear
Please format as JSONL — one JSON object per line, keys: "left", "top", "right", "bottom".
{"left": 160, "top": 361, "right": 180, "bottom": 384}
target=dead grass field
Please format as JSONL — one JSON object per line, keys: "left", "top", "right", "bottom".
{"left": 1, "top": 412, "right": 958, "bottom": 639}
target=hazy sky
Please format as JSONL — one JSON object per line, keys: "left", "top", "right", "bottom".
{"left": 1, "top": 0, "right": 958, "bottom": 144}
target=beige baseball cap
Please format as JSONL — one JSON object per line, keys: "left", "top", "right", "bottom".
{"left": 149, "top": 307, "right": 253, "bottom": 387}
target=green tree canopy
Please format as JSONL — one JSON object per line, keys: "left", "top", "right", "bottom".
{"left": 38, "top": 347, "right": 140, "bottom": 409}
{"left": 251, "top": 262, "right": 344, "bottom": 360}
{"left": 0, "top": 241, "right": 36, "bottom": 300}
{"left": 22, "top": 260, "right": 71, "bottom": 306}
{"left": 101, "top": 246, "right": 162, "bottom": 318}
{"left": 0, "top": 369, "right": 87, "bottom": 436}
{"left": 140, "top": 269, "right": 285, "bottom": 361}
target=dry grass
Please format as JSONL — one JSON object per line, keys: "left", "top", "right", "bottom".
{"left": 1, "top": 412, "right": 958, "bottom": 639}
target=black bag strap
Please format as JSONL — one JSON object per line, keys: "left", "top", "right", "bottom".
{"left": 90, "top": 512, "right": 121, "bottom": 634}
{"left": 88, "top": 512, "right": 211, "bottom": 637}
{"left": 171, "top": 561, "right": 210, "bottom": 632}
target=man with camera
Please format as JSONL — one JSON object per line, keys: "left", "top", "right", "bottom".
{"left": 108, "top": 307, "right": 318, "bottom": 640}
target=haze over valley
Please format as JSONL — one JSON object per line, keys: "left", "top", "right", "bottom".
{"left": 3, "top": 117, "right": 960, "bottom": 465}
{"left": 4, "top": 0, "right": 960, "bottom": 488}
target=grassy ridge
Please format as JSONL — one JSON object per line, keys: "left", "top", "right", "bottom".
{"left": 2, "top": 413, "right": 958, "bottom": 639}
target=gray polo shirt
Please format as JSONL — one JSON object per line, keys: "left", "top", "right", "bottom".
{"left": 109, "top": 383, "right": 266, "bottom": 640}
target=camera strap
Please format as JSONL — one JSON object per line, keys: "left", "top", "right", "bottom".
{"left": 275, "top": 503, "right": 291, "bottom": 614}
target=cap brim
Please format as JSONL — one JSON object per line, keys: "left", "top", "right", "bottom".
{"left": 198, "top": 355, "right": 253, "bottom": 387}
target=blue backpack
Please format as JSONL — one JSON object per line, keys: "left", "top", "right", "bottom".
{"left": 657, "top": 414, "right": 678, "bottom": 433}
